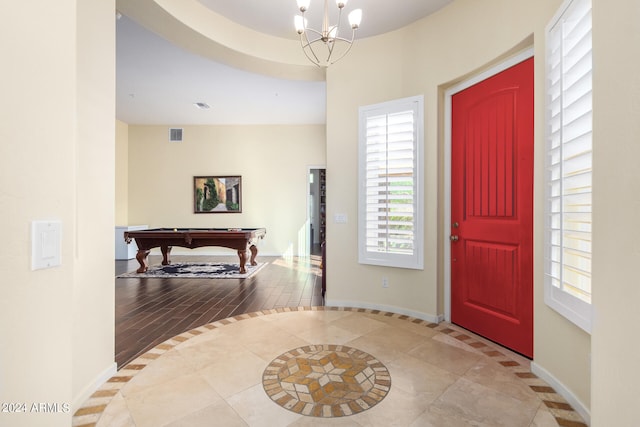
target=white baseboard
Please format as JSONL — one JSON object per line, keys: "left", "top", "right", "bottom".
{"left": 72, "top": 362, "right": 117, "bottom": 413}
{"left": 530, "top": 361, "right": 591, "bottom": 426}
{"left": 324, "top": 299, "right": 443, "bottom": 324}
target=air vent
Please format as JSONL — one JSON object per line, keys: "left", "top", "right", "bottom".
{"left": 169, "top": 128, "right": 183, "bottom": 142}
{"left": 193, "top": 102, "right": 210, "bottom": 110}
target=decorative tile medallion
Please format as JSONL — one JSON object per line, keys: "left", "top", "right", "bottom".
{"left": 262, "top": 344, "right": 391, "bottom": 417}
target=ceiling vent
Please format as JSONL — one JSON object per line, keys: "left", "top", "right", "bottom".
{"left": 169, "top": 128, "right": 183, "bottom": 142}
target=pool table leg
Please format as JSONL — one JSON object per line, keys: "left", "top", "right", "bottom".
{"left": 135, "top": 249, "right": 150, "bottom": 273}
{"left": 249, "top": 244, "right": 258, "bottom": 266}
{"left": 237, "top": 249, "right": 247, "bottom": 274}
{"left": 161, "top": 245, "right": 172, "bottom": 266}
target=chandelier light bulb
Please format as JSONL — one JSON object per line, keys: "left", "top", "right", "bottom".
{"left": 336, "top": 0, "right": 347, "bottom": 9}
{"left": 294, "top": 15, "right": 306, "bottom": 34}
{"left": 348, "top": 9, "right": 362, "bottom": 29}
{"left": 328, "top": 26, "right": 338, "bottom": 40}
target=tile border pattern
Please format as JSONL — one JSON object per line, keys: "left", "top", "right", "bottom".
{"left": 72, "top": 306, "right": 588, "bottom": 427}
{"left": 262, "top": 344, "right": 391, "bottom": 417}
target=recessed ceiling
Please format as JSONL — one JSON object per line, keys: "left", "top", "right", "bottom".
{"left": 197, "top": 0, "right": 452, "bottom": 40}
{"left": 116, "top": 0, "right": 452, "bottom": 126}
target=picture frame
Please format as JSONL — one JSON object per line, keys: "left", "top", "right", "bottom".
{"left": 194, "top": 176, "right": 242, "bottom": 213}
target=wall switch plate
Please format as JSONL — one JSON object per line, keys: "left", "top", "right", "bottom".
{"left": 334, "top": 213, "right": 348, "bottom": 223}
{"left": 32, "top": 220, "right": 62, "bottom": 270}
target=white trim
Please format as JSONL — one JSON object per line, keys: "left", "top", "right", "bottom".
{"left": 531, "top": 361, "right": 591, "bottom": 425}
{"left": 72, "top": 362, "right": 117, "bottom": 413}
{"left": 306, "top": 165, "right": 326, "bottom": 257}
{"left": 324, "top": 299, "right": 443, "bottom": 324}
{"left": 443, "top": 48, "right": 534, "bottom": 322}
{"left": 358, "top": 95, "right": 425, "bottom": 270}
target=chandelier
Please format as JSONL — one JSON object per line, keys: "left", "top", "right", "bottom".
{"left": 294, "top": 0, "right": 362, "bottom": 67}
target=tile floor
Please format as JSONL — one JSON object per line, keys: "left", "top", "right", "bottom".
{"left": 74, "top": 307, "right": 587, "bottom": 427}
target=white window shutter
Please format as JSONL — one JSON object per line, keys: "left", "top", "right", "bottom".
{"left": 544, "top": 0, "right": 592, "bottom": 332}
{"left": 358, "top": 96, "right": 424, "bottom": 270}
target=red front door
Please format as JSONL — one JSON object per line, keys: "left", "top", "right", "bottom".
{"left": 451, "top": 57, "right": 534, "bottom": 358}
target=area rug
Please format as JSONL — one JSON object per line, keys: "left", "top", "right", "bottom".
{"left": 117, "top": 262, "right": 266, "bottom": 279}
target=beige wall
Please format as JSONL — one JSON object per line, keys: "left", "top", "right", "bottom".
{"left": 116, "top": 120, "right": 130, "bottom": 225}
{"left": 591, "top": 0, "right": 640, "bottom": 425}
{"left": 325, "top": 0, "right": 594, "bottom": 417}
{"left": 0, "top": 1, "right": 115, "bottom": 426}
{"left": 127, "top": 125, "right": 325, "bottom": 256}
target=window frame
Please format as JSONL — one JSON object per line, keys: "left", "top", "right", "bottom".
{"left": 544, "top": 0, "right": 593, "bottom": 333}
{"left": 357, "top": 95, "right": 424, "bottom": 270}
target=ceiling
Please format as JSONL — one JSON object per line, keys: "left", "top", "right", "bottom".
{"left": 116, "top": 0, "right": 452, "bottom": 126}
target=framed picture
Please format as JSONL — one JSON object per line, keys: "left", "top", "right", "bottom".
{"left": 194, "top": 176, "right": 242, "bottom": 213}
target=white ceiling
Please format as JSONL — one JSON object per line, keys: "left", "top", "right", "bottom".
{"left": 116, "top": 0, "right": 452, "bottom": 125}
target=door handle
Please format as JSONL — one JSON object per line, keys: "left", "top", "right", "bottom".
{"left": 450, "top": 235, "right": 459, "bottom": 242}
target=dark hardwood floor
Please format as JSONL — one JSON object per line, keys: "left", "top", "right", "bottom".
{"left": 114, "top": 250, "right": 324, "bottom": 368}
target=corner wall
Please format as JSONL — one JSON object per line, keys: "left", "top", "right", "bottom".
{"left": 0, "top": 1, "right": 115, "bottom": 426}
{"left": 591, "top": 0, "right": 640, "bottom": 425}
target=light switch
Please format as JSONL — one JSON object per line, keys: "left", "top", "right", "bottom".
{"left": 32, "top": 221, "right": 62, "bottom": 270}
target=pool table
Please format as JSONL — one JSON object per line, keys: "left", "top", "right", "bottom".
{"left": 124, "top": 228, "right": 266, "bottom": 274}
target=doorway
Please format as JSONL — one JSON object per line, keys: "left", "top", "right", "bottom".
{"left": 445, "top": 52, "right": 534, "bottom": 358}
{"left": 308, "top": 167, "right": 326, "bottom": 256}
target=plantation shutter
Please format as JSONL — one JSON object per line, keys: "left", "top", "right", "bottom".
{"left": 545, "top": 0, "right": 592, "bottom": 331}
{"left": 359, "top": 96, "right": 423, "bottom": 269}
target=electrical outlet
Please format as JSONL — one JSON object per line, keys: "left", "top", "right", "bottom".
{"left": 382, "top": 277, "right": 389, "bottom": 288}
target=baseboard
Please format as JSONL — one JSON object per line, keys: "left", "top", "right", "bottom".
{"left": 72, "top": 362, "right": 117, "bottom": 413}
{"left": 530, "top": 361, "right": 591, "bottom": 425}
{"left": 324, "top": 299, "right": 443, "bottom": 324}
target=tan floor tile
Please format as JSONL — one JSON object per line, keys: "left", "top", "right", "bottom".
{"left": 329, "top": 312, "right": 389, "bottom": 336}
{"left": 197, "top": 348, "right": 268, "bottom": 398}
{"left": 120, "top": 349, "right": 193, "bottom": 397}
{"left": 431, "top": 378, "right": 539, "bottom": 426}
{"left": 410, "top": 405, "right": 494, "bottom": 427}
{"left": 227, "top": 383, "right": 301, "bottom": 427}
{"left": 164, "top": 400, "right": 249, "bottom": 427}
{"left": 407, "top": 338, "right": 483, "bottom": 376}
{"left": 384, "top": 352, "right": 458, "bottom": 404}
{"left": 241, "top": 329, "right": 311, "bottom": 362}
{"left": 125, "top": 373, "right": 222, "bottom": 427}
{"left": 347, "top": 325, "right": 429, "bottom": 365}
{"left": 288, "top": 415, "right": 366, "bottom": 426}
{"left": 373, "top": 318, "right": 438, "bottom": 339}
{"left": 462, "top": 358, "right": 539, "bottom": 404}
{"left": 261, "top": 309, "right": 353, "bottom": 326}
{"left": 294, "top": 323, "right": 363, "bottom": 347}
{"left": 349, "top": 386, "right": 437, "bottom": 427}
{"left": 176, "top": 331, "right": 248, "bottom": 370}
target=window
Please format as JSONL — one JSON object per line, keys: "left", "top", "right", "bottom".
{"left": 544, "top": 0, "right": 592, "bottom": 333}
{"left": 358, "top": 96, "right": 424, "bottom": 269}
